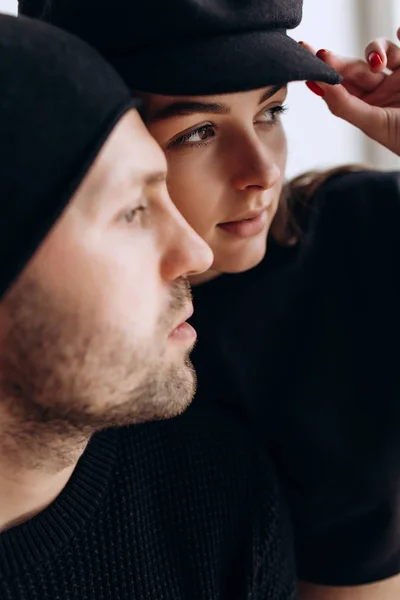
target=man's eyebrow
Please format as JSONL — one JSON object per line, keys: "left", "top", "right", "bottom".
{"left": 127, "top": 170, "right": 166, "bottom": 189}
{"left": 149, "top": 101, "right": 230, "bottom": 122}
{"left": 258, "top": 85, "right": 286, "bottom": 105}
{"left": 82, "top": 171, "right": 166, "bottom": 213}
{"left": 142, "top": 171, "right": 167, "bottom": 187}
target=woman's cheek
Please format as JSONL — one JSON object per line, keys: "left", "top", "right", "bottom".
{"left": 166, "top": 166, "right": 203, "bottom": 231}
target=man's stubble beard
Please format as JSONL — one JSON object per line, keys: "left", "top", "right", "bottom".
{"left": 0, "top": 273, "right": 195, "bottom": 466}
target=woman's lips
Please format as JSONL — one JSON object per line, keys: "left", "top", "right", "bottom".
{"left": 218, "top": 209, "right": 268, "bottom": 238}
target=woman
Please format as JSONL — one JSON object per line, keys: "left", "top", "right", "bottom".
{"left": 136, "top": 35, "right": 400, "bottom": 600}
{"left": 143, "top": 37, "right": 400, "bottom": 597}
{"left": 19, "top": 0, "right": 400, "bottom": 596}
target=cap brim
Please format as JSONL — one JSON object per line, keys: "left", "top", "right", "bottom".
{"left": 107, "top": 30, "right": 341, "bottom": 95}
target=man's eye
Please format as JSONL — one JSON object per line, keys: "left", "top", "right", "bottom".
{"left": 123, "top": 205, "right": 146, "bottom": 224}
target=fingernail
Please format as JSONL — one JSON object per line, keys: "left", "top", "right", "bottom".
{"left": 305, "top": 81, "right": 325, "bottom": 97}
{"left": 316, "top": 49, "right": 329, "bottom": 59}
{"left": 298, "top": 41, "right": 305, "bottom": 46}
{"left": 368, "top": 51, "right": 383, "bottom": 69}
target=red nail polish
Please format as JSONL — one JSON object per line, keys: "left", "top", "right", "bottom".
{"left": 368, "top": 51, "right": 383, "bottom": 69}
{"left": 305, "top": 81, "right": 325, "bottom": 97}
{"left": 316, "top": 49, "right": 329, "bottom": 59}
{"left": 298, "top": 41, "right": 305, "bottom": 46}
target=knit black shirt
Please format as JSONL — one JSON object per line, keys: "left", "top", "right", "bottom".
{"left": 0, "top": 400, "right": 297, "bottom": 599}
{"left": 191, "top": 169, "right": 400, "bottom": 586}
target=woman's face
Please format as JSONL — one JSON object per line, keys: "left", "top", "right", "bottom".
{"left": 144, "top": 86, "right": 288, "bottom": 283}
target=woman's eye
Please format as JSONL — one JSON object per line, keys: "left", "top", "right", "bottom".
{"left": 169, "top": 124, "right": 216, "bottom": 148}
{"left": 257, "top": 105, "right": 288, "bottom": 124}
{"left": 187, "top": 125, "right": 215, "bottom": 142}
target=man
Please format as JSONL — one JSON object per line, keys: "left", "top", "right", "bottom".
{"left": 18, "top": 0, "right": 400, "bottom": 599}
{"left": 0, "top": 13, "right": 216, "bottom": 598}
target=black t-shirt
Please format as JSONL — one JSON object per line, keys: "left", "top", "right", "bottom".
{"left": 0, "top": 401, "right": 297, "bottom": 599}
{"left": 191, "top": 169, "right": 400, "bottom": 586}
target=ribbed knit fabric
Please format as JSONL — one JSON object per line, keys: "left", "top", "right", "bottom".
{"left": 0, "top": 401, "right": 297, "bottom": 599}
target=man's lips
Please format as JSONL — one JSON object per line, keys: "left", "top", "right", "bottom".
{"left": 173, "top": 304, "right": 194, "bottom": 331}
{"left": 168, "top": 304, "right": 196, "bottom": 343}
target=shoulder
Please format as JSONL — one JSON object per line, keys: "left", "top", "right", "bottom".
{"left": 301, "top": 169, "right": 400, "bottom": 252}
{"left": 310, "top": 169, "right": 400, "bottom": 221}
{"left": 313, "top": 168, "right": 400, "bottom": 201}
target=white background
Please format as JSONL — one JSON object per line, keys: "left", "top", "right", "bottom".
{"left": 0, "top": 0, "right": 14, "bottom": 12}
{"left": 2, "top": 0, "right": 399, "bottom": 177}
{"left": 287, "top": 0, "right": 400, "bottom": 176}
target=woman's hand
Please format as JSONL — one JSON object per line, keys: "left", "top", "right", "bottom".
{"left": 301, "top": 29, "right": 400, "bottom": 156}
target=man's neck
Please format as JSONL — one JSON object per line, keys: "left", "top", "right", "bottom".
{"left": 0, "top": 417, "right": 88, "bottom": 533}
{"left": 0, "top": 461, "right": 79, "bottom": 532}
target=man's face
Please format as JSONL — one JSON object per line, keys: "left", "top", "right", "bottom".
{"left": 0, "top": 110, "right": 213, "bottom": 436}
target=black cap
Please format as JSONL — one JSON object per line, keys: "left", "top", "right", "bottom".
{"left": 19, "top": 0, "right": 341, "bottom": 96}
{"left": 0, "top": 14, "right": 137, "bottom": 300}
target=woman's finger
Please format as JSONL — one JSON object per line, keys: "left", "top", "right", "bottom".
{"left": 309, "top": 81, "right": 390, "bottom": 147}
{"left": 298, "top": 40, "right": 316, "bottom": 54}
{"left": 365, "top": 37, "right": 400, "bottom": 72}
{"left": 317, "top": 49, "right": 385, "bottom": 93}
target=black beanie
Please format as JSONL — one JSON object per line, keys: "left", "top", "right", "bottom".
{"left": 0, "top": 14, "right": 138, "bottom": 300}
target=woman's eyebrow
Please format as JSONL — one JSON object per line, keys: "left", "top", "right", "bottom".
{"left": 258, "top": 85, "right": 286, "bottom": 105}
{"left": 148, "top": 101, "right": 230, "bottom": 122}
{"left": 148, "top": 85, "right": 286, "bottom": 122}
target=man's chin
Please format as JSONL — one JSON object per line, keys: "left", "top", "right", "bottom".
{"left": 93, "top": 358, "right": 196, "bottom": 429}
{"left": 158, "top": 357, "right": 197, "bottom": 418}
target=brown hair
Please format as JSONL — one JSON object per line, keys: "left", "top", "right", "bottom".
{"left": 271, "top": 164, "right": 369, "bottom": 246}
